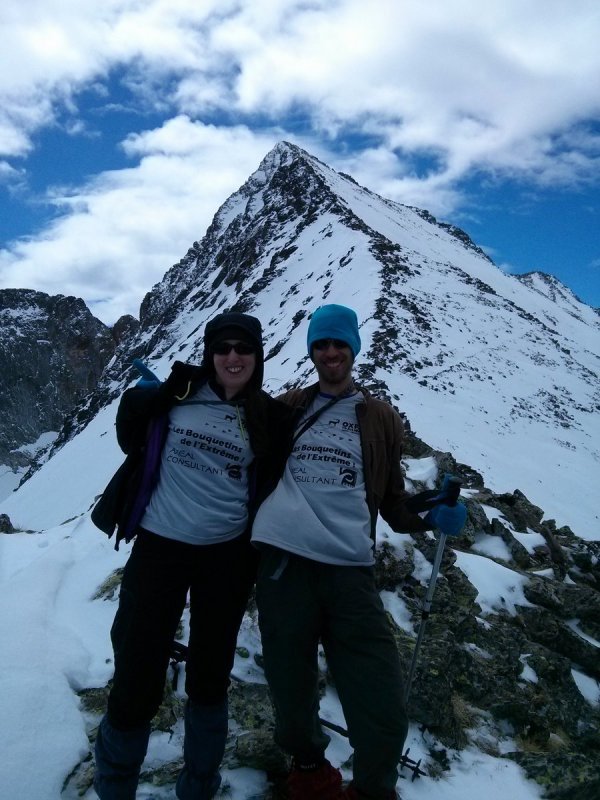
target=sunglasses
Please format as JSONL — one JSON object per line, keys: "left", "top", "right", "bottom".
{"left": 211, "top": 341, "right": 256, "bottom": 356}
{"left": 312, "top": 338, "right": 350, "bottom": 351}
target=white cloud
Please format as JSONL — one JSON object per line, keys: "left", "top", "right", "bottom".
{"left": 2, "top": 0, "right": 600, "bottom": 176}
{"left": 0, "top": 161, "right": 22, "bottom": 183}
{"left": 0, "top": 119, "right": 280, "bottom": 323}
{"left": 0, "top": 0, "right": 599, "bottom": 320}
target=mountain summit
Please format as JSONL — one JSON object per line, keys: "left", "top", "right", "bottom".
{"left": 1, "top": 142, "right": 599, "bottom": 800}
{"left": 9, "top": 141, "right": 599, "bottom": 537}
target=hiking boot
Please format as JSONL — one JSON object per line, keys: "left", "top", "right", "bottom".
{"left": 286, "top": 760, "right": 344, "bottom": 800}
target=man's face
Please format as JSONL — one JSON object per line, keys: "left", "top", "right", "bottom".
{"left": 311, "top": 338, "right": 353, "bottom": 386}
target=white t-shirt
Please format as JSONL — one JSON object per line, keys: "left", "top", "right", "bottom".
{"left": 141, "top": 383, "right": 254, "bottom": 545}
{"left": 252, "top": 392, "right": 373, "bottom": 565}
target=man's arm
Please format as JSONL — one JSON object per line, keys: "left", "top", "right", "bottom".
{"left": 378, "top": 407, "right": 430, "bottom": 533}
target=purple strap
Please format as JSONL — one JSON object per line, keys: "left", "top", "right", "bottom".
{"left": 122, "top": 416, "right": 167, "bottom": 540}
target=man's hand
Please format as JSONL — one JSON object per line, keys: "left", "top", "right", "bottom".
{"left": 425, "top": 502, "right": 467, "bottom": 537}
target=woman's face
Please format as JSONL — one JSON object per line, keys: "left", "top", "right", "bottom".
{"left": 212, "top": 339, "right": 257, "bottom": 399}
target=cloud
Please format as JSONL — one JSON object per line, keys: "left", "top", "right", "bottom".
{"left": 1, "top": 0, "right": 599, "bottom": 321}
{"left": 0, "top": 161, "right": 22, "bottom": 183}
{"left": 0, "top": 119, "right": 280, "bottom": 323}
{"left": 205, "top": 0, "right": 600, "bottom": 184}
{"left": 0, "top": 1, "right": 229, "bottom": 155}
{"left": 2, "top": 0, "right": 600, "bottom": 181}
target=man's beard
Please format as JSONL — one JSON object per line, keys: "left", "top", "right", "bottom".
{"left": 316, "top": 362, "right": 352, "bottom": 385}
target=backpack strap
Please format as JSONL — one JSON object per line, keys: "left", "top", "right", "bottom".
{"left": 292, "top": 394, "right": 342, "bottom": 445}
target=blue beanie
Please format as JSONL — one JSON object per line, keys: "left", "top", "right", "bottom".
{"left": 307, "top": 304, "right": 361, "bottom": 358}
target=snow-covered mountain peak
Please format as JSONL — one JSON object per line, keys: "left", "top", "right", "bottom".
{"left": 5, "top": 142, "right": 600, "bottom": 540}
{"left": 1, "top": 143, "right": 600, "bottom": 800}
{"left": 517, "top": 271, "right": 600, "bottom": 323}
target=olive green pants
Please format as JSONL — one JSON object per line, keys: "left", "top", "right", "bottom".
{"left": 256, "top": 547, "right": 407, "bottom": 796}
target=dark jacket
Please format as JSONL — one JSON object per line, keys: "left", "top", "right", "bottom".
{"left": 277, "top": 382, "right": 429, "bottom": 539}
{"left": 92, "top": 360, "right": 293, "bottom": 549}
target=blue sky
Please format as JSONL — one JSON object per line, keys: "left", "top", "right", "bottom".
{"left": 1, "top": 0, "right": 599, "bottom": 324}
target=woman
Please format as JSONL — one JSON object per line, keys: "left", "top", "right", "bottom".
{"left": 92, "top": 312, "right": 290, "bottom": 800}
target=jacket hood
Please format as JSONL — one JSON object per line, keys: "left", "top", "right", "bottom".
{"left": 202, "top": 311, "right": 264, "bottom": 393}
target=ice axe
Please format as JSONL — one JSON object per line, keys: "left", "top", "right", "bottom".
{"left": 403, "top": 475, "right": 462, "bottom": 704}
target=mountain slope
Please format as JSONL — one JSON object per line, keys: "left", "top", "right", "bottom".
{"left": 1, "top": 142, "right": 599, "bottom": 800}
{"left": 4, "top": 142, "right": 599, "bottom": 538}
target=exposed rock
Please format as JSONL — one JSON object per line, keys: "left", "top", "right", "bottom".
{"left": 524, "top": 576, "right": 600, "bottom": 620}
{"left": 92, "top": 568, "right": 124, "bottom": 601}
{"left": 369, "top": 461, "right": 600, "bottom": 796}
{"left": 0, "top": 289, "right": 115, "bottom": 464}
{"left": 518, "top": 607, "right": 600, "bottom": 679}
{"left": 481, "top": 489, "right": 544, "bottom": 532}
{"left": 430, "top": 450, "right": 485, "bottom": 490}
{"left": 540, "top": 524, "right": 569, "bottom": 579}
{"left": 111, "top": 314, "right": 139, "bottom": 345}
{"left": 509, "top": 751, "right": 600, "bottom": 800}
{"left": 233, "top": 729, "right": 288, "bottom": 775}
{"left": 374, "top": 540, "right": 414, "bottom": 590}
{"left": 490, "top": 518, "right": 532, "bottom": 568}
{"left": 0, "top": 513, "right": 14, "bottom": 533}
{"left": 461, "top": 500, "right": 491, "bottom": 546}
{"left": 229, "top": 680, "right": 276, "bottom": 733}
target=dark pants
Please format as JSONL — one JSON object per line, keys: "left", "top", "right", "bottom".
{"left": 95, "top": 529, "right": 256, "bottom": 800}
{"left": 108, "top": 529, "right": 256, "bottom": 729}
{"left": 256, "top": 547, "right": 407, "bottom": 797}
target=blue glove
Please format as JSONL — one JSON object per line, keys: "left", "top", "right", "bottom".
{"left": 425, "top": 502, "right": 467, "bottom": 537}
{"left": 132, "top": 358, "right": 161, "bottom": 389}
{"left": 135, "top": 377, "right": 161, "bottom": 389}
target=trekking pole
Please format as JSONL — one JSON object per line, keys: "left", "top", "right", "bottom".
{"left": 404, "top": 475, "right": 462, "bottom": 705}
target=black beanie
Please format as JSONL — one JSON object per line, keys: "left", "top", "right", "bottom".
{"left": 203, "top": 312, "right": 264, "bottom": 390}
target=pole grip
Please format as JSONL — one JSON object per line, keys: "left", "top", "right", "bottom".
{"left": 442, "top": 475, "right": 461, "bottom": 506}
{"left": 405, "top": 475, "right": 462, "bottom": 512}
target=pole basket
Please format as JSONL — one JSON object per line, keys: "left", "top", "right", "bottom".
{"left": 399, "top": 748, "right": 427, "bottom": 781}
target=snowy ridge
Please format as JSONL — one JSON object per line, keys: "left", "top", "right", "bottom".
{"left": 516, "top": 271, "right": 600, "bottom": 320}
{"left": 1, "top": 142, "right": 599, "bottom": 800}
{"left": 5, "top": 142, "right": 599, "bottom": 539}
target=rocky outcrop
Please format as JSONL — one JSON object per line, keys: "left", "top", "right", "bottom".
{"left": 0, "top": 513, "right": 14, "bottom": 533}
{"left": 0, "top": 289, "right": 116, "bottom": 465}
{"left": 63, "top": 458, "right": 599, "bottom": 800}
{"left": 375, "top": 473, "right": 600, "bottom": 797}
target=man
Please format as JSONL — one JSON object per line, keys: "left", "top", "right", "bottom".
{"left": 252, "top": 304, "right": 466, "bottom": 800}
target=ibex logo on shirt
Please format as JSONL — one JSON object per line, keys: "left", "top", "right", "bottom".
{"left": 339, "top": 467, "right": 357, "bottom": 487}
{"left": 342, "top": 420, "right": 360, "bottom": 433}
{"left": 226, "top": 463, "right": 242, "bottom": 480}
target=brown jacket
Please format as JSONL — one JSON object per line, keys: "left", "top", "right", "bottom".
{"left": 278, "top": 382, "right": 428, "bottom": 540}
